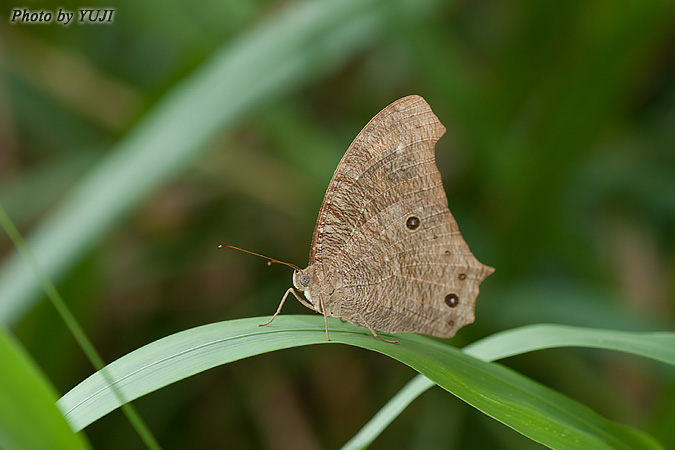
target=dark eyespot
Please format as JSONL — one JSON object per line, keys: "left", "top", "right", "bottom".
{"left": 447, "top": 319, "right": 455, "bottom": 327}
{"left": 444, "top": 294, "right": 459, "bottom": 308}
{"left": 458, "top": 273, "right": 467, "bottom": 280}
{"left": 406, "top": 216, "right": 420, "bottom": 230}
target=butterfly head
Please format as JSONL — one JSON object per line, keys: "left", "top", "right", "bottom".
{"left": 292, "top": 268, "right": 311, "bottom": 293}
{"left": 293, "top": 267, "right": 316, "bottom": 308}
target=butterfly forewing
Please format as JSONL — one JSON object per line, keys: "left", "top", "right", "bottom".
{"left": 310, "top": 96, "right": 444, "bottom": 268}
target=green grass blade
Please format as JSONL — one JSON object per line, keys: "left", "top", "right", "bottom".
{"left": 345, "top": 323, "right": 675, "bottom": 449}
{"left": 58, "top": 316, "right": 664, "bottom": 449}
{"left": 0, "top": 0, "right": 435, "bottom": 325}
{"left": 0, "top": 328, "right": 90, "bottom": 450}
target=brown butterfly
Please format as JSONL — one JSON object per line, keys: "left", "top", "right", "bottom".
{"left": 225, "top": 95, "right": 493, "bottom": 342}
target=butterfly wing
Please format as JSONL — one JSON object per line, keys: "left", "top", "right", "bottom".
{"left": 309, "top": 95, "right": 493, "bottom": 338}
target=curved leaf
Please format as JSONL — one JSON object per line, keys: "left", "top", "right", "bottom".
{"left": 343, "top": 323, "right": 675, "bottom": 449}
{"left": 58, "top": 316, "right": 663, "bottom": 449}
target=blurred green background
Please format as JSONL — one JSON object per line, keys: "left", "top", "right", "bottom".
{"left": 1, "top": 0, "right": 674, "bottom": 448}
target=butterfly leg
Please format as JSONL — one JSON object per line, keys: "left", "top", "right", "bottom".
{"left": 357, "top": 312, "right": 398, "bottom": 344}
{"left": 260, "top": 287, "right": 312, "bottom": 327}
{"left": 320, "top": 297, "right": 331, "bottom": 341}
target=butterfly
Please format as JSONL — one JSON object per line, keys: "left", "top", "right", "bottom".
{"left": 226, "top": 95, "right": 493, "bottom": 342}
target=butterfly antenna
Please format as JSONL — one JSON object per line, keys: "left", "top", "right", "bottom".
{"left": 219, "top": 244, "right": 301, "bottom": 271}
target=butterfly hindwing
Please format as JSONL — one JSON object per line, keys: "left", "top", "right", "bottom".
{"left": 334, "top": 197, "right": 489, "bottom": 337}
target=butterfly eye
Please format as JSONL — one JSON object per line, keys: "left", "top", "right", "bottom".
{"left": 444, "top": 293, "right": 459, "bottom": 308}
{"left": 405, "top": 216, "right": 420, "bottom": 230}
{"left": 300, "top": 273, "right": 310, "bottom": 287}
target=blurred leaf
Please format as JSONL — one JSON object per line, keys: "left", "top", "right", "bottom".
{"left": 464, "top": 323, "right": 675, "bottom": 364}
{"left": 0, "top": 0, "right": 440, "bottom": 325}
{"left": 0, "top": 327, "right": 89, "bottom": 450}
{"left": 341, "top": 372, "right": 434, "bottom": 450}
{"left": 650, "top": 381, "right": 675, "bottom": 449}
{"left": 0, "top": 153, "right": 97, "bottom": 226}
{"left": 58, "top": 316, "right": 665, "bottom": 449}
{"left": 0, "top": 202, "right": 161, "bottom": 450}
